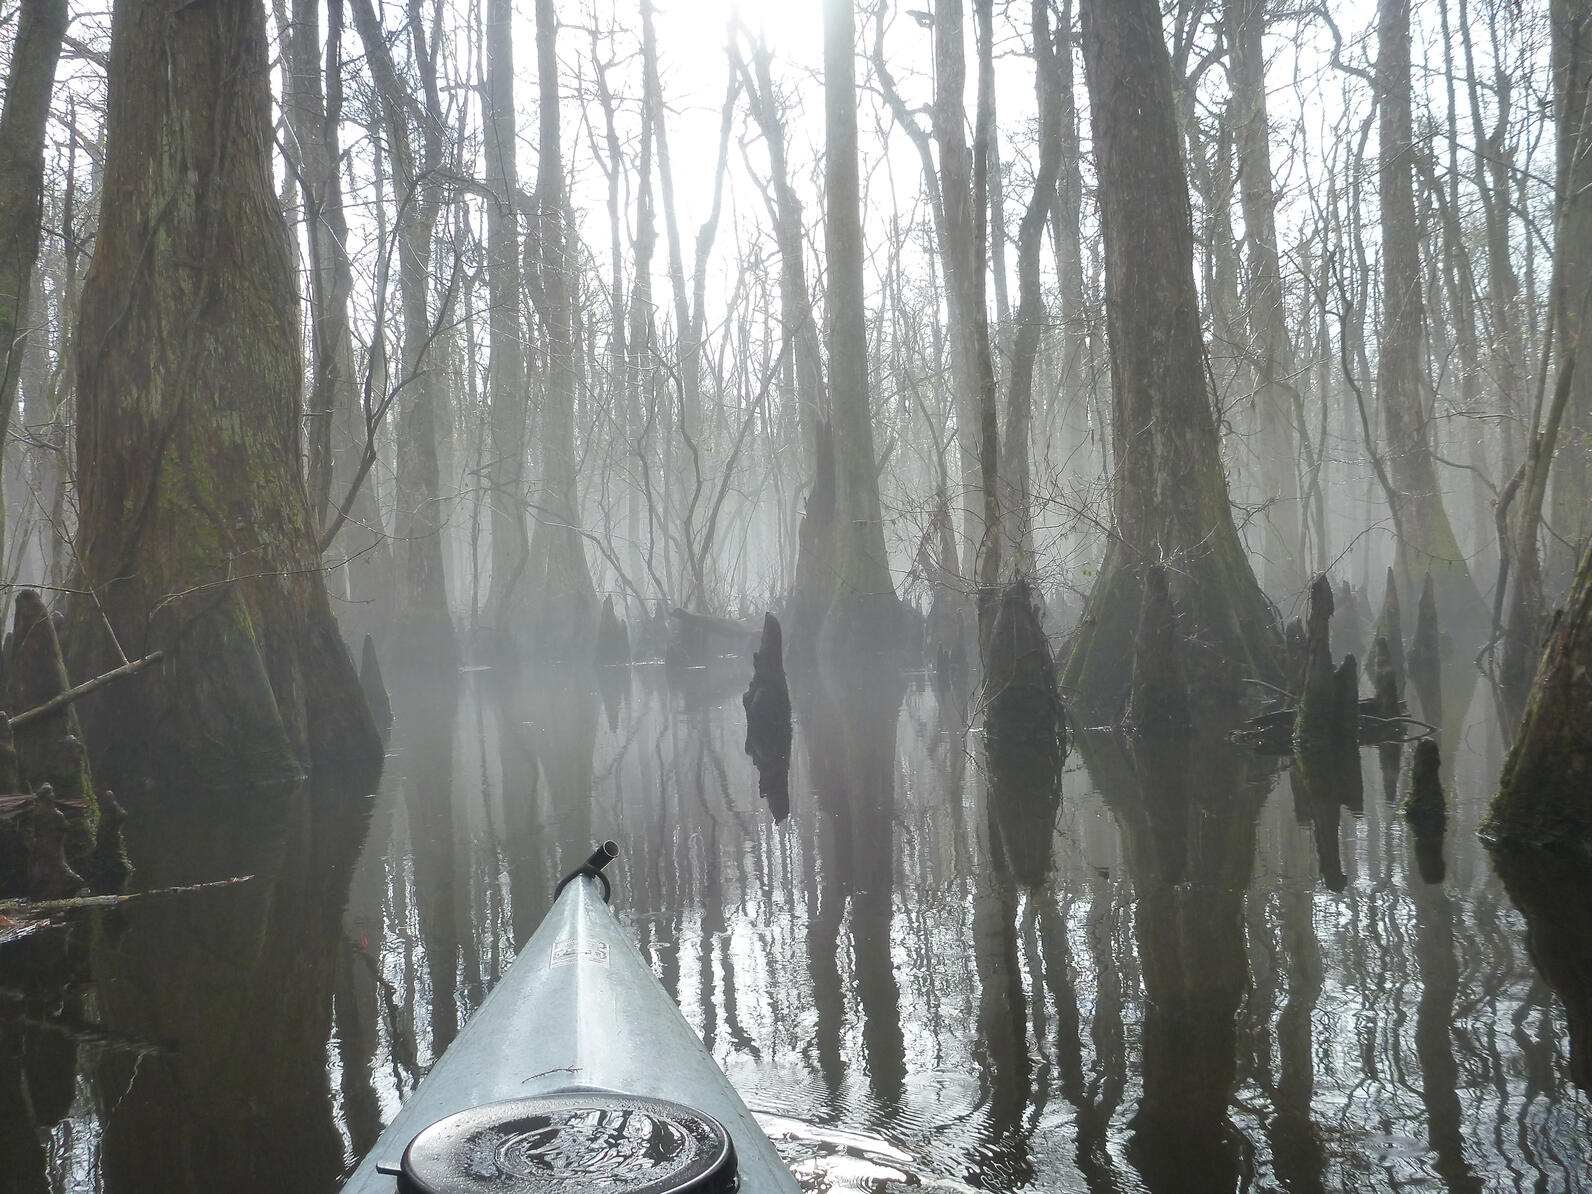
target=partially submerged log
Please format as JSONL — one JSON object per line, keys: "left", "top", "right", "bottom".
{"left": 667, "top": 607, "right": 760, "bottom": 666}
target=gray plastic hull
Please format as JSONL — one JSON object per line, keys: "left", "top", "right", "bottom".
{"left": 340, "top": 874, "right": 799, "bottom": 1194}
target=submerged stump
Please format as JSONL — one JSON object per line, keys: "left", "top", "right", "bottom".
{"left": 5, "top": 592, "right": 96, "bottom": 865}
{"left": 1376, "top": 567, "right": 1406, "bottom": 693}
{"left": 595, "top": 596, "right": 631, "bottom": 667}
{"left": 982, "top": 578, "right": 1067, "bottom": 778}
{"left": 743, "top": 614, "right": 793, "bottom": 821}
{"left": 1408, "top": 572, "right": 1442, "bottom": 725}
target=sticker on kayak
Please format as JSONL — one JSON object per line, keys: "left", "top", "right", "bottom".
{"left": 550, "top": 939, "right": 610, "bottom": 968}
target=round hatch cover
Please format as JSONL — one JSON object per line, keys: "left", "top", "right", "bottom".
{"left": 398, "top": 1092, "right": 738, "bottom": 1194}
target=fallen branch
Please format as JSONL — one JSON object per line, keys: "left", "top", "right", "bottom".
{"left": 8, "top": 651, "right": 163, "bottom": 729}
{"left": 0, "top": 874, "right": 252, "bottom": 917}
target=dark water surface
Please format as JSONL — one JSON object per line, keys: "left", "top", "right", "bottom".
{"left": 5, "top": 660, "right": 1591, "bottom": 1193}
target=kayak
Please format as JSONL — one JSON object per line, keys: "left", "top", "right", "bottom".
{"left": 340, "top": 842, "right": 801, "bottom": 1194}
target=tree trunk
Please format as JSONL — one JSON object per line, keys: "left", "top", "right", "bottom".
{"left": 1000, "top": 0, "right": 1064, "bottom": 563}
{"left": 1376, "top": 0, "right": 1485, "bottom": 637}
{"left": 1550, "top": 0, "right": 1592, "bottom": 585}
{"left": 1227, "top": 0, "right": 1303, "bottom": 595}
{"left": 735, "top": 35, "right": 824, "bottom": 478}
{"left": 931, "top": 0, "right": 983, "bottom": 580}
{"left": 482, "top": 0, "right": 530, "bottom": 636}
{"left": 523, "top": 0, "right": 597, "bottom": 658}
{"left": 1063, "top": 0, "right": 1281, "bottom": 715}
{"left": 812, "top": 0, "right": 898, "bottom": 657}
{"left": 1485, "top": 533, "right": 1592, "bottom": 852}
{"left": 278, "top": 0, "right": 391, "bottom": 642}
{"left": 351, "top": 0, "right": 456, "bottom": 667}
{"left": 0, "top": 0, "right": 67, "bottom": 569}
{"left": 67, "top": 0, "right": 381, "bottom": 781}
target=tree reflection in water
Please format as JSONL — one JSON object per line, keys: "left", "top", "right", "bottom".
{"left": 11, "top": 668, "right": 1592, "bottom": 1193}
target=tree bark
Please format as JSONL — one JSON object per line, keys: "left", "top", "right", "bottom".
{"left": 278, "top": 0, "right": 391, "bottom": 640}
{"left": 1376, "top": 0, "right": 1485, "bottom": 637}
{"left": 67, "top": 0, "right": 381, "bottom": 780}
{"left": 812, "top": 0, "right": 899, "bottom": 657}
{"left": 734, "top": 33, "right": 824, "bottom": 478}
{"left": 1550, "top": 0, "right": 1592, "bottom": 583}
{"left": 1064, "top": 0, "right": 1282, "bottom": 715}
{"left": 482, "top": 0, "right": 530, "bottom": 635}
{"left": 1227, "top": 0, "right": 1304, "bottom": 594}
{"left": 351, "top": 0, "right": 457, "bottom": 667}
{"left": 1000, "top": 0, "right": 1064, "bottom": 563}
{"left": 1485, "top": 533, "right": 1592, "bottom": 852}
{"left": 931, "top": 0, "right": 983, "bottom": 580}
{"left": 523, "top": 0, "right": 598, "bottom": 658}
{"left": 0, "top": 0, "right": 68, "bottom": 569}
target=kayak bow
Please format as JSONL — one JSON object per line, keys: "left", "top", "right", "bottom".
{"left": 341, "top": 841, "right": 799, "bottom": 1194}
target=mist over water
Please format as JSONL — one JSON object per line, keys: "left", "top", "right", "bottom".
{"left": 14, "top": 659, "right": 1589, "bottom": 1193}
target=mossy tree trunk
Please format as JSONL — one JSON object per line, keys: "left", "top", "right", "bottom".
{"left": 1064, "top": 0, "right": 1281, "bottom": 714}
{"left": 1376, "top": 0, "right": 1486, "bottom": 638}
{"left": 66, "top": 0, "right": 381, "bottom": 781}
{"left": 0, "top": 0, "right": 67, "bottom": 567}
{"left": 1484, "top": 534, "right": 1592, "bottom": 852}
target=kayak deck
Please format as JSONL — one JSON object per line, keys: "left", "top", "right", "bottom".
{"left": 340, "top": 862, "right": 798, "bottom": 1193}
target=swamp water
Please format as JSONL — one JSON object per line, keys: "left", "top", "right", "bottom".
{"left": 3, "top": 659, "right": 1590, "bottom": 1192}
